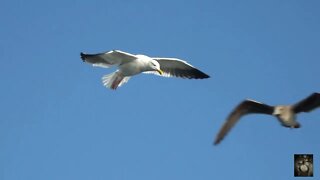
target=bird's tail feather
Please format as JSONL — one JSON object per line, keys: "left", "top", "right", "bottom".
{"left": 101, "top": 72, "right": 130, "bottom": 90}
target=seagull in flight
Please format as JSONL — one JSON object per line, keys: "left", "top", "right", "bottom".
{"left": 80, "top": 50, "right": 210, "bottom": 90}
{"left": 214, "top": 92, "right": 320, "bottom": 145}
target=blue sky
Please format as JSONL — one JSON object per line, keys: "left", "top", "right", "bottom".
{"left": 1, "top": 0, "right": 319, "bottom": 179}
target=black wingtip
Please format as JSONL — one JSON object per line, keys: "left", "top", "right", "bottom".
{"left": 80, "top": 52, "right": 86, "bottom": 62}
{"left": 193, "top": 69, "right": 210, "bottom": 79}
{"left": 213, "top": 138, "right": 221, "bottom": 146}
{"left": 203, "top": 73, "right": 210, "bottom": 79}
{"left": 313, "top": 92, "right": 320, "bottom": 97}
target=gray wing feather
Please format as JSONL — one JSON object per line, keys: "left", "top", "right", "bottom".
{"left": 153, "top": 58, "right": 210, "bottom": 79}
{"left": 293, "top": 93, "right": 320, "bottom": 113}
{"left": 80, "top": 50, "right": 137, "bottom": 67}
{"left": 214, "top": 100, "right": 274, "bottom": 145}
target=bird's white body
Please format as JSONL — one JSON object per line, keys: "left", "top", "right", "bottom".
{"left": 273, "top": 106, "right": 299, "bottom": 128}
{"left": 118, "top": 55, "right": 159, "bottom": 76}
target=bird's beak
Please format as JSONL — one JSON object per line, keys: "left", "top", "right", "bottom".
{"left": 157, "top": 69, "right": 164, "bottom": 75}
{"left": 293, "top": 124, "right": 301, "bottom": 128}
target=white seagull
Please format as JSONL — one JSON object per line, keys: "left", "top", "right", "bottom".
{"left": 214, "top": 92, "right": 320, "bottom": 145}
{"left": 80, "top": 50, "right": 210, "bottom": 90}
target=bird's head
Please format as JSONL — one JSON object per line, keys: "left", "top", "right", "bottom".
{"left": 149, "top": 60, "right": 163, "bottom": 75}
{"left": 273, "top": 106, "right": 287, "bottom": 116}
{"left": 273, "top": 106, "right": 300, "bottom": 128}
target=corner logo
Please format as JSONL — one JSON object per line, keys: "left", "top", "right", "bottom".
{"left": 294, "top": 154, "right": 313, "bottom": 177}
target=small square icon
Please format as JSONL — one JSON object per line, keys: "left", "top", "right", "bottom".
{"left": 294, "top": 154, "right": 313, "bottom": 177}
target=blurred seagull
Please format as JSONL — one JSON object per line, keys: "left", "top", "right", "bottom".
{"left": 80, "top": 50, "right": 209, "bottom": 90}
{"left": 214, "top": 92, "right": 320, "bottom": 145}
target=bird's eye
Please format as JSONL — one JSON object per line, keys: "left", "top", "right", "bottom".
{"left": 151, "top": 62, "right": 156, "bottom": 66}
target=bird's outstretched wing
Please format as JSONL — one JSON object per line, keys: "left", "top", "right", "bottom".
{"left": 151, "top": 58, "right": 210, "bottom": 79}
{"left": 293, "top": 93, "right": 320, "bottom": 113}
{"left": 80, "top": 50, "right": 137, "bottom": 68}
{"left": 214, "top": 100, "right": 274, "bottom": 145}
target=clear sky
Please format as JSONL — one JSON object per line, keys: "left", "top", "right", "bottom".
{"left": 1, "top": 0, "right": 319, "bottom": 179}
